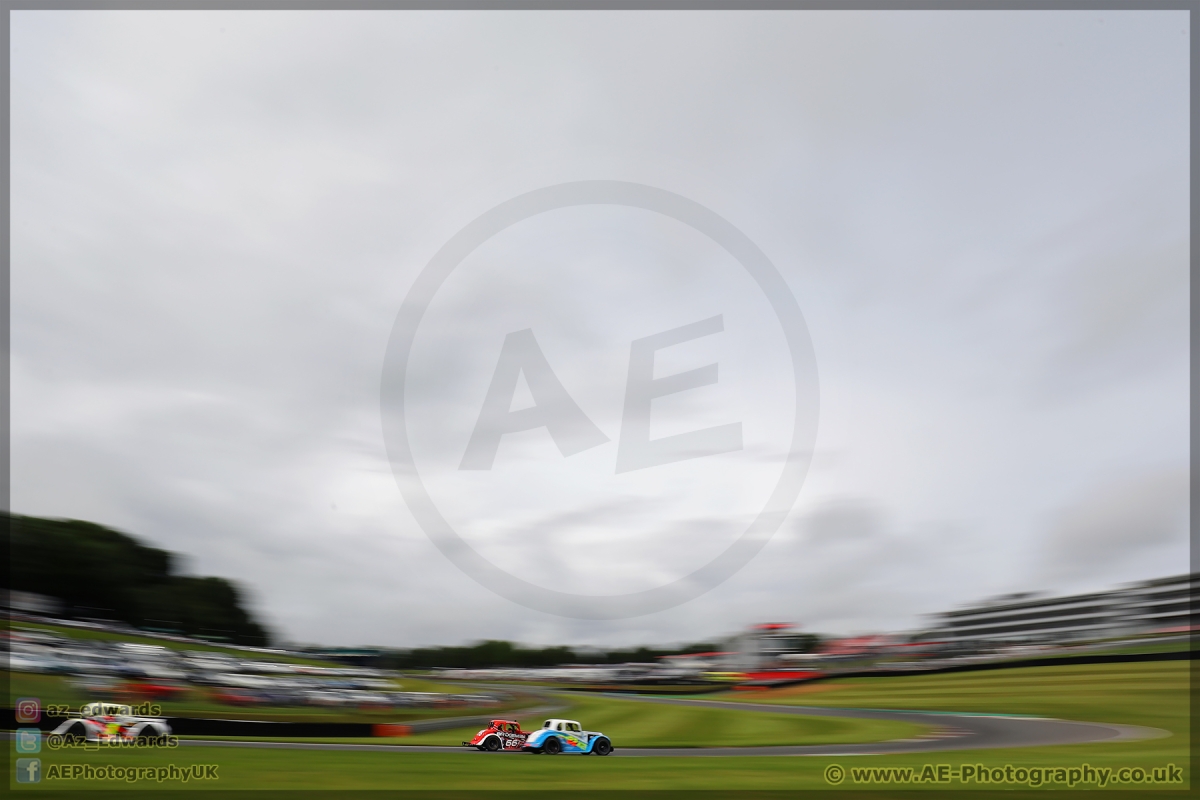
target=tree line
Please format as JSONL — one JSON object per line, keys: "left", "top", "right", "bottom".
{"left": 368, "top": 630, "right": 823, "bottom": 669}
{"left": 6, "top": 513, "right": 270, "bottom": 646}
{"left": 371, "top": 639, "right": 739, "bottom": 670}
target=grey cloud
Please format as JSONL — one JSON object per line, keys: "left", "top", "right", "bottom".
{"left": 798, "top": 500, "right": 884, "bottom": 545}
{"left": 697, "top": 498, "right": 990, "bottom": 636}
{"left": 1037, "top": 467, "right": 1189, "bottom": 586}
{"left": 10, "top": 11, "right": 1188, "bottom": 647}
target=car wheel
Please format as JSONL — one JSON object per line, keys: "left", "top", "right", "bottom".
{"left": 483, "top": 736, "right": 502, "bottom": 752}
{"left": 592, "top": 738, "right": 612, "bottom": 756}
{"left": 543, "top": 736, "right": 562, "bottom": 755}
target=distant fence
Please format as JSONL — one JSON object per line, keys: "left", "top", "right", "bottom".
{"left": 564, "top": 648, "right": 1196, "bottom": 694}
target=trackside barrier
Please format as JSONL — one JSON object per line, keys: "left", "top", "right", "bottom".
{"left": 2, "top": 703, "right": 566, "bottom": 738}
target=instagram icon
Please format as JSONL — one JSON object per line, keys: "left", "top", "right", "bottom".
{"left": 15, "top": 698, "right": 40, "bottom": 724}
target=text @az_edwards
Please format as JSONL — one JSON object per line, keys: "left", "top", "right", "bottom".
{"left": 45, "top": 733, "right": 179, "bottom": 749}
{"left": 824, "top": 762, "right": 1184, "bottom": 788}
{"left": 44, "top": 703, "right": 162, "bottom": 717}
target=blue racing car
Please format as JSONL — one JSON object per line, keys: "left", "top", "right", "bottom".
{"left": 522, "top": 718, "right": 613, "bottom": 755}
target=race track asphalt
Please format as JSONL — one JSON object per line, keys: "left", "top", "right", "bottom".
{"left": 170, "top": 692, "right": 1167, "bottom": 757}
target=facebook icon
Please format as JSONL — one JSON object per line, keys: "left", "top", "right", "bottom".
{"left": 15, "top": 758, "right": 41, "bottom": 784}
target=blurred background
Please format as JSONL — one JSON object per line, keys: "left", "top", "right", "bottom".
{"left": 8, "top": 11, "right": 1190, "bottom": 657}
{"left": 6, "top": 511, "right": 1192, "bottom": 708}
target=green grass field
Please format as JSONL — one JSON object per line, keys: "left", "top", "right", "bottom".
{"left": 9, "top": 660, "right": 1189, "bottom": 792}
{"left": 392, "top": 691, "right": 924, "bottom": 747}
{"left": 712, "top": 660, "right": 1186, "bottom": 728}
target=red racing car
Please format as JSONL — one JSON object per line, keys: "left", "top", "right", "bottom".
{"left": 463, "top": 719, "right": 528, "bottom": 751}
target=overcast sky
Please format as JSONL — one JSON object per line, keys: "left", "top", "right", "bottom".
{"left": 10, "top": 10, "right": 1189, "bottom": 648}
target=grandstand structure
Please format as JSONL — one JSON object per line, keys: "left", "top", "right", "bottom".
{"left": 921, "top": 572, "right": 1195, "bottom": 646}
